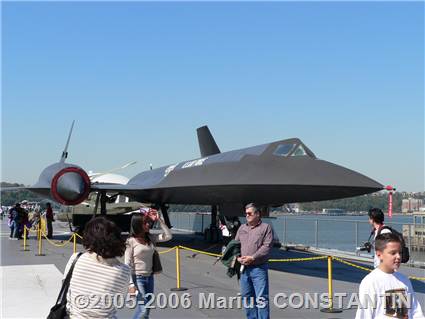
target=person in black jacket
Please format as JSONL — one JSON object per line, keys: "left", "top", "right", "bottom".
{"left": 45, "top": 203, "right": 54, "bottom": 239}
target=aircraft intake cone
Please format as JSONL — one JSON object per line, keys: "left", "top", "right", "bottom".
{"left": 50, "top": 166, "right": 91, "bottom": 205}
{"left": 56, "top": 172, "right": 86, "bottom": 201}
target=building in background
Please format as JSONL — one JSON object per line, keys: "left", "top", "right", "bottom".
{"left": 402, "top": 198, "right": 424, "bottom": 214}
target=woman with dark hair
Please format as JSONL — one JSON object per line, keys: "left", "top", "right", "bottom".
{"left": 125, "top": 208, "right": 172, "bottom": 319}
{"left": 63, "top": 217, "right": 131, "bottom": 318}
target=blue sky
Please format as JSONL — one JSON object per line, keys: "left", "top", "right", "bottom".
{"left": 2, "top": 2, "right": 424, "bottom": 192}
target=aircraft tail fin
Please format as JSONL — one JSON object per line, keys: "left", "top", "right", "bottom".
{"left": 197, "top": 126, "right": 221, "bottom": 157}
{"left": 60, "top": 120, "right": 75, "bottom": 163}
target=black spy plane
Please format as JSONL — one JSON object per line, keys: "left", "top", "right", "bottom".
{"left": 13, "top": 122, "right": 383, "bottom": 231}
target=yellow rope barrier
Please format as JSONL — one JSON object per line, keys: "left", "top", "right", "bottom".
{"left": 176, "top": 246, "right": 425, "bottom": 282}
{"left": 30, "top": 229, "right": 175, "bottom": 255}
{"left": 40, "top": 231, "right": 74, "bottom": 247}
{"left": 24, "top": 225, "right": 39, "bottom": 234}
{"left": 332, "top": 256, "right": 425, "bottom": 282}
{"left": 21, "top": 229, "right": 425, "bottom": 283}
{"left": 332, "top": 257, "right": 373, "bottom": 272}
{"left": 178, "top": 245, "right": 328, "bottom": 261}
{"left": 409, "top": 276, "right": 425, "bottom": 281}
{"left": 269, "top": 256, "right": 328, "bottom": 262}
{"left": 74, "top": 233, "right": 83, "bottom": 239}
{"left": 159, "top": 246, "right": 177, "bottom": 254}
{"left": 178, "top": 245, "right": 222, "bottom": 257}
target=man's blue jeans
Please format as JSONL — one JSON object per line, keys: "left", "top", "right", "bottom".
{"left": 9, "top": 220, "right": 15, "bottom": 238}
{"left": 240, "top": 263, "right": 270, "bottom": 319}
{"left": 13, "top": 221, "right": 21, "bottom": 238}
{"left": 133, "top": 274, "right": 154, "bottom": 319}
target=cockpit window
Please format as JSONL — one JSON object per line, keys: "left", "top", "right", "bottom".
{"left": 273, "top": 143, "right": 296, "bottom": 157}
{"left": 291, "top": 144, "right": 307, "bottom": 157}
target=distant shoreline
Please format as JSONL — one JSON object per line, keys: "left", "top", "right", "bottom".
{"left": 270, "top": 212, "right": 409, "bottom": 217}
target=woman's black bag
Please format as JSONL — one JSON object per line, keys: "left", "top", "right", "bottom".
{"left": 152, "top": 249, "right": 162, "bottom": 274}
{"left": 47, "top": 252, "right": 83, "bottom": 319}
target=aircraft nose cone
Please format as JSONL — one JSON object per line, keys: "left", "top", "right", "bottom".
{"left": 321, "top": 160, "right": 383, "bottom": 190}
{"left": 56, "top": 172, "right": 86, "bottom": 201}
{"left": 297, "top": 159, "right": 384, "bottom": 200}
{"left": 259, "top": 158, "right": 384, "bottom": 203}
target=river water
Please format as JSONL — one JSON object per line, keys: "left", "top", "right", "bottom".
{"left": 168, "top": 212, "right": 425, "bottom": 263}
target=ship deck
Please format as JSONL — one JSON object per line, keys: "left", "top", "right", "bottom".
{"left": 1, "top": 219, "right": 425, "bottom": 318}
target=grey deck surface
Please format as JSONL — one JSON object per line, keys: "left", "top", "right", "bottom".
{"left": 1, "top": 219, "right": 424, "bottom": 318}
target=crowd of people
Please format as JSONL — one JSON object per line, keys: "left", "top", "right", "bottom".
{"left": 6, "top": 202, "right": 47, "bottom": 240}
{"left": 5, "top": 202, "right": 423, "bottom": 318}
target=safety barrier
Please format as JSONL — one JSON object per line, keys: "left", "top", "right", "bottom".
{"left": 332, "top": 256, "right": 425, "bottom": 281}
{"left": 332, "top": 256, "right": 373, "bottom": 272}
{"left": 20, "top": 226, "right": 30, "bottom": 251}
{"left": 17, "top": 237, "right": 425, "bottom": 313}
{"left": 175, "top": 246, "right": 342, "bottom": 312}
{"left": 20, "top": 234, "right": 425, "bottom": 284}
{"left": 22, "top": 225, "right": 80, "bottom": 255}
{"left": 20, "top": 224, "right": 39, "bottom": 253}
{"left": 173, "top": 246, "right": 425, "bottom": 313}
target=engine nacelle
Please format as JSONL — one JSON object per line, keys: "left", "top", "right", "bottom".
{"left": 50, "top": 167, "right": 91, "bottom": 205}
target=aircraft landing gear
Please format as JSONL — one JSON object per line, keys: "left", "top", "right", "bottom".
{"left": 160, "top": 204, "right": 172, "bottom": 229}
{"left": 204, "top": 226, "right": 220, "bottom": 243}
{"left": 204, "top": 205, "right": 220, "bottom": 243}
{"left": 100, "top": 191, "right": 107, "bottom": 215}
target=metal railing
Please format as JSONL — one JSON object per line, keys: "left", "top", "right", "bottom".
{"left": 169, "top": 211, "right": 211, "bottom": 234}
{"left": 168, "top": 212, "right": 425, "bottom": 264}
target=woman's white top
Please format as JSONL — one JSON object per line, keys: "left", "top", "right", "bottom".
{"left": 64, "top": 252, "right": 131, "bottom": 318}
{"left": 124, "top": 220, "right": 172, "bottom": 278}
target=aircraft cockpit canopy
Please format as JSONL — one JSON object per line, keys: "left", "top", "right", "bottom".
{"left": 273, "top": 142, "right": 316, "bottom": 158}
{"left": 292, "top": 144, "right": 307, "bottom": 156}
{"left": 273, "top": 143, "right": 296, "bottom": 156}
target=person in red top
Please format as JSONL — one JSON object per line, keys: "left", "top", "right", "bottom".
{"left": 45, "top": 203, "right": 54, "bottom": 239}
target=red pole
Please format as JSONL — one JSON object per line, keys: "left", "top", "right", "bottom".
{"left": 385, "top": 185, "right": 395, "bottom": 219}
